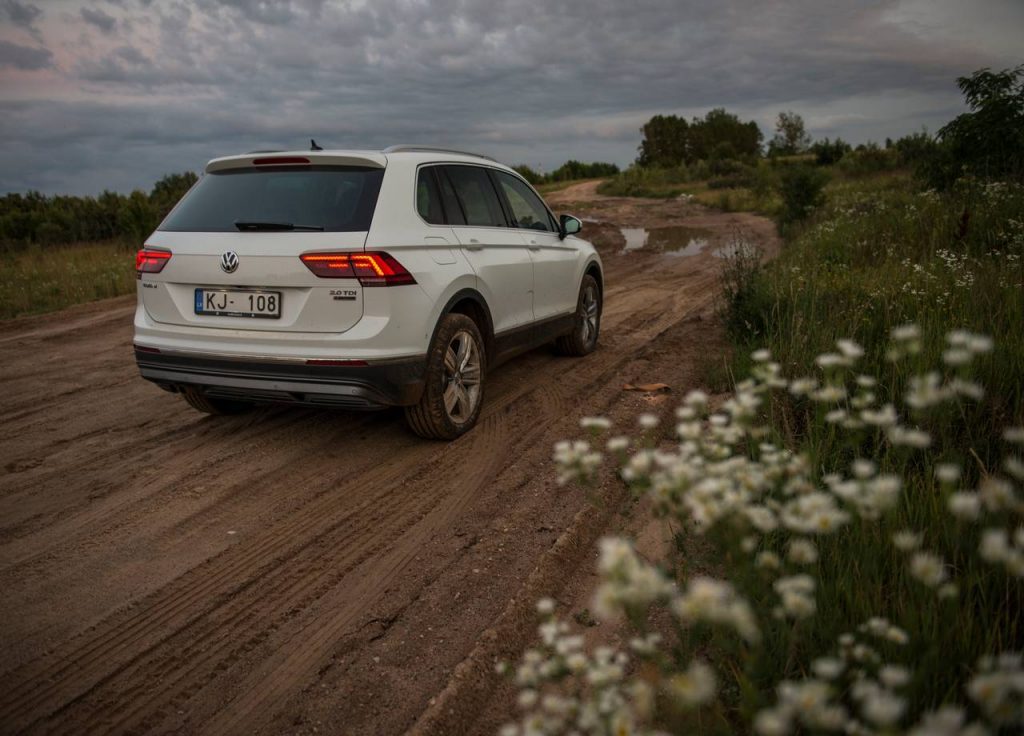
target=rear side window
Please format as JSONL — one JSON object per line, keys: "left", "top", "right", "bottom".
{"left": 416, "top": 168, "right": 446, "bottom": 225}
{"left": 443, "top": 165, "right": 506, "bottom": 227}
{"left": 160, "top": 166, "right": 384, "bottom": 232}
{"left": 494, "top": 171, "right": 556, "bottom": 232}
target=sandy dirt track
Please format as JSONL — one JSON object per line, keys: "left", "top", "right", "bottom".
{"left": 0, "top": 182, "right": 778, "bottom": 735}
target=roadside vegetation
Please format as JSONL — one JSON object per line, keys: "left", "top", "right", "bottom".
{"left": 0, "top": 173, "right": 197, "bottom": 319}
{"left": 503, "top": 66, "right": 1024, "bottom": 735}
{"left": 0, "top": 240, "right": 137, "bottom": 319}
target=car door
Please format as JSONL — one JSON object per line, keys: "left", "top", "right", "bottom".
{"left": 491, "top": 170, "right": 580, "bottom": 321}
{"left": 439, "top": 165, "right": 534, "bottom": 333}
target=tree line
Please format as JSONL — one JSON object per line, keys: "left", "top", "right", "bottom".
{"left": 0, "top": 172, "right": 197, "bottom": 250}
{"left": 634, "top": 65, "right": 1024, "bottom": 190}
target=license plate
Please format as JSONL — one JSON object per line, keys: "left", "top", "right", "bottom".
{"left": 194, "top": 288, "right": 281, "bottom": 319}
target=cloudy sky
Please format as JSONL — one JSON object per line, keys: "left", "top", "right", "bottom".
{"left": 0, "top": 0, "right": 1021, "bottom": 195}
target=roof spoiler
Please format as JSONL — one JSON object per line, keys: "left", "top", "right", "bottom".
{"left": 206, "top": 151, "right": 388, "bottom": 173}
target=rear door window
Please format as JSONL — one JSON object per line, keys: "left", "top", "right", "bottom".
{"left": 159, "top": 166, "right": 384, "bottom": 232}
{"left": 443, "top": 165, "right": 507, "bottom": 227}
{"left": 493, "top": 171, "right": 556, "bottom": 232}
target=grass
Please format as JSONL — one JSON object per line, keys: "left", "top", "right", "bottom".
{"left": 721, "top": 174, "right": 1024, "bottom": 709}
{"left": 0, "top": 239, "right": 137, "bottom": 320}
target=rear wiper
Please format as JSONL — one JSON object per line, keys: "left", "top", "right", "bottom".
{"left": 234, "top": 220, "right": 325, "bottom": 231}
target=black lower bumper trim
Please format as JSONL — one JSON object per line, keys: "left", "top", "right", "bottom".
{"left": 135, "top": 349, "right": 426, "bottom": 409}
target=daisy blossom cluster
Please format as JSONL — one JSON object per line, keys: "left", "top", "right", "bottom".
{"left": 501, "top": 327, "right": 1022, "bottom": 736}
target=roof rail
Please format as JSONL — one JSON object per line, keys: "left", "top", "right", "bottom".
{"left": 382, "top": 145, "right": 497, "bottom": 162}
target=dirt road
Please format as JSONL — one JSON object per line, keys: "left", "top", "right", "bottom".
{"left": 0, "top": 182, "right": 778, "bottom": 735}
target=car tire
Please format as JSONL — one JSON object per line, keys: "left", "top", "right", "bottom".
{"left": 405, "top": 313, "right": 486, "bottom": 440}
{"left": 181, "top": 386, "right": 253, "bottom": 415}
{"left": 554, "top": 274, "right": 601, "bottom": 357}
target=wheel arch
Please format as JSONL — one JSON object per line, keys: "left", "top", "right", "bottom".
{"left": 432, "top": 288, "right": 496, "bottom": 363}
{"left": 584, "top": 259, "right": 604, "bottom": 297}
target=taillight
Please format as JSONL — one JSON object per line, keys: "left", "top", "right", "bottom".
{"left": 136, "top": 248, "right": 171, "bottom": 274}
{"left": 300, "top": 251, "right": 416, "bottom": 286}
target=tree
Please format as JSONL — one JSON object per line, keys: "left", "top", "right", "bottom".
{"left": 768, "top": 111, "right": 811, "bottom": 156}
{"left": 810, "top": 137, "right": 852, "bottom": 166}
{"left": 637, "top": 109, "right": 762, "bottom": 168}
{"left": 637, "top": 114, "right": 691, "bottom": 168}
{"left": 150, "top": 172, "right": 198, "bottom": 218}
{"left": 936, "top": 65, "right": 1024, "bottom": 183}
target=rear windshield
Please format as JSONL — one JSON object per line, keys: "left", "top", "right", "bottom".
{"left": 159, "top": 166, "right": 384, "bottom": 232}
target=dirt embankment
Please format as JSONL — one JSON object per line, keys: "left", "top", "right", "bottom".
{"left": 0, "top": 182, "right": 778, "bottom": 736}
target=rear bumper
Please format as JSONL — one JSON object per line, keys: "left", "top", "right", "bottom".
{"left": 135, "top": 348, "right": 426, "bottom": 409}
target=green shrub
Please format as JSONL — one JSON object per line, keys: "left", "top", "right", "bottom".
{"left": 777, "top": 164, "right": 830, "bottom": 225}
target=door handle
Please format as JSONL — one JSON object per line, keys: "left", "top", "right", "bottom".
{"left": 466, "top": 239, "right": 483, "bottom": 251}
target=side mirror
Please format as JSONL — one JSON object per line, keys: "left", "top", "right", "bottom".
{"left": 559, "top": 214, "right": 582, "bottom": 239}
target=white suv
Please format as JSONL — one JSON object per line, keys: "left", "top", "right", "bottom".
{"left": 134, "top": 145, "right": 603, "bottom": 439}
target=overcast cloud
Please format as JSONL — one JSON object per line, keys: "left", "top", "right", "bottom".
{"left": 0, "top": 0, "right": 1021, "bottom": 194}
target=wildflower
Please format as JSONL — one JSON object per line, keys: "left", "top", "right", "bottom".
{"left": 754, "top": 708, "right": 791, "bottom": 736}
{"left": 606, "top": 436, "right": 630, "bottom": 452}
{"left": 888, "top": 426, "right": 932, "bottom": 449}
{"left": 966, "top": 651, "right": 1024, "bottom": 725}
{"left": 667, "top": 660, "right": 717, "bottom": 706}
{"left": 879, "top": 665, "right": 911, "bottom": 688}
{"left": 942, "top": 348, "right": 972, "bottom": 367}
{"left": 756, "top": 551, "right": 781, "bottom": 570}
{"left": 935, "top": 463, "right": 961, "bottom": 484}
{"left": 788, "top": 538, "right": 819, "bottom": 565}
{"left": 908, "top": 706, "right": 965, "bottom": 736}
{"left": 837, "top": 339, "right": 864, "bottom": 360}
{"left": 517, "top": 689, "right": 538, "bottom": 709}
{"left": 536, "top": 598, "right": 555, "bottom": 615}
{"left": 638, "top": 413, "right": 659, "bottom": 429}
{"left": 684, "top": 389, "right": 709, "bottom": 408}
{"left": 812, "top": 657, "right": 845, "bottom": 680}
{"left": 775, "top": 575, "right": 816, "bottom": 619}
{"left": 816, "top": 352, "right": 847, "bottom": 369}
{"left": 811, "top": 384, "right": 847, "bottom": 403}
{"left": 861, "top": 689, "right": 906, "bottom": 727}
{"left": 892, "top": 324, "right": 921, "bottom": 342}
{"left": 746, "top": 505, "right": 779, "bottom": 532}
{"left": 979, "top": 477, "right": 1017, "bottom": 512}
{"left": 892, "top": 532, "right": 925, "bottom": 548}
{"left": 1004, "top": 426, "right": 1024, "bottom": 444}
{"left": 948, "top": 492, "right": 981, "bottom": 520}
{"left": 789, "top": 377, "right": 818, "bottom": 396}
{"left": 672, "top": 577, "right": 761, "bottom": 644}
{"left": 909, "top": 551, "right": 948, "bottom": 587}
{"left": 752, "top": 348, "right": 771, "bottom": 362}
{"left": 861, "top": 404, "right": 898, "bottom": 427}
{"left": 980, "top": 528, "right": 1009, "bottom": 563}
{"left": 593, "top": 537, "right": 675, "bottom": 620}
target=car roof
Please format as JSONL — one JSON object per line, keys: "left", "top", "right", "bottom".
{"left": 205, "top": 147, "right": 511, "bottom": 174}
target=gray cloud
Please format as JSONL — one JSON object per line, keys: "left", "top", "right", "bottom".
{"left": 0, "top": 0, "right": 40, "bottom": 27}
{"left": 1, "top": 0, "right": 1021, "bottom": 194}
{"left": 80, "top": 6, "right": 117, "bottom": 33}
{"left": 0, "top": 38, "right": 51, "bottom": 69}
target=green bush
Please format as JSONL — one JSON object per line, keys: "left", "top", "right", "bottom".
{"left": 777, "top": 164, "right": 830, "bottom": 225}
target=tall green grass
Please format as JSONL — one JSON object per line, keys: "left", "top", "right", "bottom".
{"left": 722, "top": 175, "right": 1024, "bottom": 705}
{"left": 0, "top": 239, "right": 137, "bottom": 319}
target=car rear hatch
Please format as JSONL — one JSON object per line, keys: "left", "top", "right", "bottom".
{"left": 139, "top": 152, "right": 387, "bottom": 334}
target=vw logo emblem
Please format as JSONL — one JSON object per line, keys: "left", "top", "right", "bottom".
{"left": 220, "top": 251, "right": 239, "bottom": 273}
